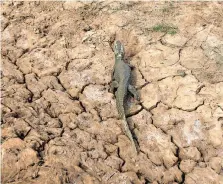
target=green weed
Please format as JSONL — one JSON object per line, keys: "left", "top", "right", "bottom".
{"left": 152, "top": 23, "right": 178, "bottom": 35}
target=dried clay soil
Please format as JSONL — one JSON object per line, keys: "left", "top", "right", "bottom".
{"left": 1, "top": 1, "right": 223, "bottom": 184}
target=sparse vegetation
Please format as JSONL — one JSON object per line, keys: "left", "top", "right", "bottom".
{"left": 152, "top": 23, "right": 178, "bottom": 35}
{"left": 161, "top": 2, "right": 174, "bottom": 13}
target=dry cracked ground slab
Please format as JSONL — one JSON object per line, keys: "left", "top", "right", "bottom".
{"left": 1, "top": 1, "right": 223, "bottom": 184}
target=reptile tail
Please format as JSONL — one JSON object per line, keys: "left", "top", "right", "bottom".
{"left": 121, "top": 118, "right": 138, "bottom": 154}
{"left": 116, "top": 84, "right": 127, "bottom": 119}
{"left": 116, "top": 85, "right": 138, "bottom": 154}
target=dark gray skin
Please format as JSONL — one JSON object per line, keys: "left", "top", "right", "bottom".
{"left": 110, "top": 40, "right": 140, "bottom": 154}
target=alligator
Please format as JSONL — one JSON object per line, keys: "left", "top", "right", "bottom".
{"left": 110, "top": 40, "right": 140, "bottom": 154}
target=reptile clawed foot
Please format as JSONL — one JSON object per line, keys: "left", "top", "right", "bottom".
{"left": 130, "top": 97, "right": 141, "bottom": 104}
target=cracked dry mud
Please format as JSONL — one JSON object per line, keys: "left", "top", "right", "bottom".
{"left": 1, "top": 1, "right": 223, "bottom": 184}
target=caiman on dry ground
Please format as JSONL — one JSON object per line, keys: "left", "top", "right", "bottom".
{"left": 110, "top": 40, "right": 140, "bottom": 154}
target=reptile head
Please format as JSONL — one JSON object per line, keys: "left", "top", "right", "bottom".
{"left": 114, "top": 40, "right": 125, "bottom": 58}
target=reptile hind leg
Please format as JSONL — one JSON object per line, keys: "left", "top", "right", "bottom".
{"left": 110, "top": 81, "right": 119, "bottom": 93}
{"left": 128, "top": 85, "right": 140, "bottom": 101}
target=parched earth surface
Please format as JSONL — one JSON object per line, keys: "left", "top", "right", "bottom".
{"left": 1, "top": 1, "right": 223, "bottom": 184}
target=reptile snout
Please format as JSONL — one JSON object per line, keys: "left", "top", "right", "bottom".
{"left": 114, "top": 40, "right": 125, "bottom": 56}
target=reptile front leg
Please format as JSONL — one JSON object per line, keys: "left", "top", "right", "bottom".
{"left": 110, "top": 81, "right": 119, "bottom": 93}
{"left": 127, "top": 63, "right": 135, "bottom": 69}
{"left": 111, "top": 66, "right": 115, "bottom": 81}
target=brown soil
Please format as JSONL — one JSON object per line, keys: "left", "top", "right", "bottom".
{"left": 1, "top": 1, "right": 223, "bottom": 184}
